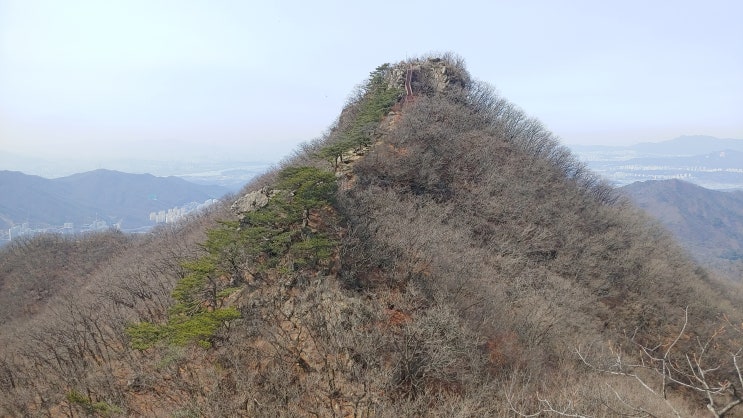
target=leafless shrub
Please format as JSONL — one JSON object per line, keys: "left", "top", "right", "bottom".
{"left": 575, "top": 308, "right": 743, "bottom": 417}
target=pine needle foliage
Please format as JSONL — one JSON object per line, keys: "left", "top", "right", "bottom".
{"left": 320, "top": 64, "right": 402, "bottom": 167}
{"left": 126, "top": 166, "right": 338, "bottom": 350}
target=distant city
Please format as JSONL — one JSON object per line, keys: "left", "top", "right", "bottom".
{"left": 149, "top": 199, "right": 220, "bottom": 224}
{"left": 584, "top": 161, "right": 743, "bottom": 189}
{"left": 570, "top": 136, "right": 743, "bottom": 190}
{"left": 2, "top": 198, "right": 220, "bottom": 244}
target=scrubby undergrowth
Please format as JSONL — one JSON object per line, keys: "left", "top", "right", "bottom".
{"left": 1, "top": 54, "right": 742, "bottom": 417}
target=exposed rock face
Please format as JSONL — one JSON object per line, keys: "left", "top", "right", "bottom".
{"left": 336, "top": 147, "right": 368, "bottom": 191}
{"left": 340, "top": 146, "right": 367, "bottom": 167}
{"left": 386, "top": 57, "right": 469, "bottom": 95}
{"left": 231, "top": 187, "right": 276, "bottom": 215}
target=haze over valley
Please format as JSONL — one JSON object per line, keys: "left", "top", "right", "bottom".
{"left": 572, "top": 135, "right": 743, "bottom": 190}
{"left": 0, "top": 169, "right": 228, "bottom": 242}
{"left": 0, "top": 151, "right": 272, "bottom": 190}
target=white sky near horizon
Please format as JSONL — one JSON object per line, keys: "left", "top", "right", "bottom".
{"left": 1, "top": 0, "right": 742, "bottom": 172}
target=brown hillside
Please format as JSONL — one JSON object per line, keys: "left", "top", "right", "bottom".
{"left": 623, "top": 179, "right": 743, "bottom": 283}
{"left": 1, "top": 54, "right": 742, "bottom": 417}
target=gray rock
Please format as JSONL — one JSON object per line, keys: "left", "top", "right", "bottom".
{"left": 232, "top": 189, "right": 271, "bottom": 214}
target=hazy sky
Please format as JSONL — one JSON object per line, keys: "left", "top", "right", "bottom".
{"left": 1, "top": 0, "right": 742, "bottom": 170}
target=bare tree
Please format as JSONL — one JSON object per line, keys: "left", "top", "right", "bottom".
{"left": 577, "top": 307, "right": 743, "bottom": 417}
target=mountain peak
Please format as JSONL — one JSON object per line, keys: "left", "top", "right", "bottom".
{"left": 383, "top": 55, "right": 471, "bottom": 96}
{"left": 3, "top": 55, "right": 742, "bottom": 417}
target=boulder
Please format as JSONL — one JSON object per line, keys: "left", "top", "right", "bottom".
{"left": 231, "top": 189, "right": 271, "bottom": 214}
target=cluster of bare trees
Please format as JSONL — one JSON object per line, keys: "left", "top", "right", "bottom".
{"left": 0, "top": 231, "right": 131, "bottom": 325}
{"left": 336, "top": 56, "right": 743, "bottom": 414}
{"left": 1, "top": 55, "right": 742, "bottom": 416}
{"left": 505, "top": 308, "right": 743, "bottom": 417}
{"left": 0, "top": 209, "right": 225, "bottom": 415}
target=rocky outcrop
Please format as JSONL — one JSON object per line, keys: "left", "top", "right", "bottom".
{"left": 336, "top": 147, "right": 369, "bottom": 191}
{"left": 386, "top": 57, "right": 469, "bottom": 95}
{"left": 231, "top": 187, "right": 277, "bottom": 216}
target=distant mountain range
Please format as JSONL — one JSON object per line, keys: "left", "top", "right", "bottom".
{"left": 572, "top": 135, "right": 743, "bottom": 156}
{"left": 0, "top": 169, "right": 229, "bottom": 235}
{"left": 622, "top": 179, "right": 743, "bottom": 282}
{"left": 570, "top": 135, "right": 743, "bottom": 189}
{"left": 0, "top": 151, "right": 272, "bottom": 191}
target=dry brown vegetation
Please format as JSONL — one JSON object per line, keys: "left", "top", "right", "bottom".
{"left": 1, "top": 54, "right": 742, "bottom": 417}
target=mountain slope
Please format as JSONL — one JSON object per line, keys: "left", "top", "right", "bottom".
{"left": 0, "top": 171, "right": 90, "bottom": 228}
{"left": 0, "top": 230, "right": 132, "bottom": 325}
{"left": 1, "top": 56, "right": 741, "bottom": 417}
{"left": 623, "top": 179, "right": 743, "bottom": 282}
{"left": 0, "top": 169, "right": 228, "bottom": 231}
